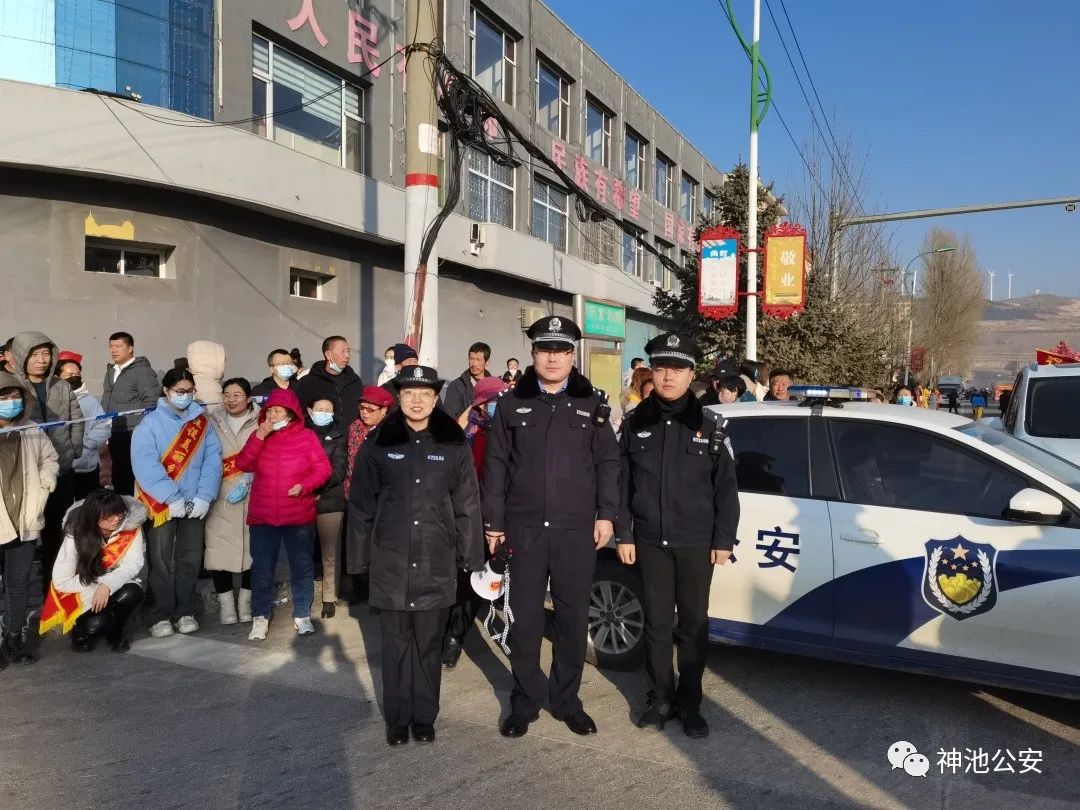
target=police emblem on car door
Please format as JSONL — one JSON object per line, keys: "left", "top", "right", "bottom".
{"left": 922, "top": 536, "right": 998, "bottom": 620}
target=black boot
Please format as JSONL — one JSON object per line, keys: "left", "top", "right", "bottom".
{"left": 441, "top": 636, "right": 463, "bottom": 669}
{"left": 103, "top": 583, "right": 143, "bottom": 653}
{"left": 635, "top": 691, "right": 676, "bottom": 730}
{"left": 71, "top": 629, "right": 95, "bottom": 653}
{"left": 3, "top": 630, "right": 35, "bottom": 665}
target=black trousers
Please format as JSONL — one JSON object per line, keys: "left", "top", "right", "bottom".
{"left": 444, "top": 569, "right": 488, "bottom": 643}
{"left": 109, "top": 431, "right": 135, "bottom": 496}
{"left": 506, "top": 527, "right": 596, "bottom": 717}
{"left": 1, "top": 539, "right": 36, "bottom": 634}
{"left": 379, "top": 607, "right": 450, "bottom": 726}
{"left": 40, "top": 471, "right": 76, "bottom": 596}
{"left": 210, "top": 570, "right": 252, "bottom": 593}
{"left": 73, "top": 469, "right": 101, "bottom": 501}
{"left": 73, "top": 583, "right": 144, "bottom": 641}
{"left": 637, "top": 544, "right": 713, "bottom": 713}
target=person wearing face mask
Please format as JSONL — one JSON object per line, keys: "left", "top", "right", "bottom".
{"left": 308, "top": 398, "right": 347, "bottom": 618}
{"left": 379, "top": 343, "right": 419, "bottom": 405}
{"left": 55, "top": 351, "right": 112, "bottom": 501}
{"left": 204, "top": 378, "right": 258, "bottom": 626}
{"left": 236, "top": 388, "right": 331, "bottom": 641}
{"left": 9, "top": 332, "right": 84, "bottom": 599}
{"left": 441, "top": 375, "right": 508, "bottom": 668}
{"left": 295, "top": 336, "right": 363, "bottom": 430}
{"left": 132, "top": 368, "right": 223, "bottom": 638}
{"left": 0, "top": 377, "right": 58, "bottom": 666}
{"left": 893, "top": 386, "right": 915, "bottom": 407}
{"left": 251, "top": 349, "right": 299, "bottom": 401}
{"left": 376, "top": 345, "right": 397, "bottom": 387}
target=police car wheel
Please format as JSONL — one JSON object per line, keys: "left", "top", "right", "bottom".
{"left": 586, "top": 561, "right": 645, "bottom": 671}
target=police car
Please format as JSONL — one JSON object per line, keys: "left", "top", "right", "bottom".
{"left": 587, "top": 386, "right": 1080, "bottom": 699}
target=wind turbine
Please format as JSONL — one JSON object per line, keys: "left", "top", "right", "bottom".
{"left": 1007, "top": 270, "right": 1013, "bottom": 299}
{"left": 987, "top": 269, "right": 995, "bottom": 301}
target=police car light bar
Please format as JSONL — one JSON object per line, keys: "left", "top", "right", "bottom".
{"left": 788, "top": 386, "right": 872, "bottom": 404}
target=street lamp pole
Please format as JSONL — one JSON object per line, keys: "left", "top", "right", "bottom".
{"left": 903, "top": 246, "right": 955, "bottom": 387}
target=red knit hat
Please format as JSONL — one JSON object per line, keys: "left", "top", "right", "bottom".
{"left": 360, "top": 385, "right": 395, "bottom": 409}
{"left": 471, "top": 376, "right": 508, "bottom": 407}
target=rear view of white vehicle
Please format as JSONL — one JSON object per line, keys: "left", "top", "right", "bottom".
{"left": 1001, "top": 363, "right": 1080, "bottom": 466}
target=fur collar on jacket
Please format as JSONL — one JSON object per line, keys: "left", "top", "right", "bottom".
{"left": 375, "top": 405, "right": 466, "bottom": 447}
{"left": 512, "top": 367, "right": 595, "bottom": 400}
{"left": 624, "top": 392, "right": 706, "bottom": 432}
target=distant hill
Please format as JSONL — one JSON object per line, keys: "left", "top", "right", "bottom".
{"left": 971, "top": 295, "right": 1080, "bottom": 372}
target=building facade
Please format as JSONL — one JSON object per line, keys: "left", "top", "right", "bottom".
{"left": 0, "top": 0, "right": 727, "bottom": 397}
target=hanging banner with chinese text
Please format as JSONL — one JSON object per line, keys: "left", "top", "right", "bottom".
{"left": 698, "top": 225, "right": 740, "bottom": 320}
{"left": 763, "top": 223, "right": 807, "bottom": 319}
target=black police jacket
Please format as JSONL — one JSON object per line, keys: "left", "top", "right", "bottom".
{"left": 346, "top": 407, "right": 484, "bottom": 611}
{"left": 616, "top": 393, "right": 740, "bottom": 550}
{"left": 482, "top": 367, "right": 620, "bottom": 533}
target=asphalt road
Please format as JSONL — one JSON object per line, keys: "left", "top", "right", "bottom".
{"left": 3, "top": 588, "right": 1076, "bottom": 810}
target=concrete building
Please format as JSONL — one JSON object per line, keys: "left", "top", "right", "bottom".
{"left": 0, "top": 0, "right": 727, "bottom": 396}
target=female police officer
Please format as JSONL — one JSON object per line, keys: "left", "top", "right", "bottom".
{"left": 347, "top": 365, "right": 484, "bottom": 746}
{"left": 616, "top": 333, "right": 740, "bottom": 738}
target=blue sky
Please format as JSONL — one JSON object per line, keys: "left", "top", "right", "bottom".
{"left": 546, "top": 0, "right": 1080, "bottom": 298}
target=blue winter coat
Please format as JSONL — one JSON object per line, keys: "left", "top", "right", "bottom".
{"left": 131, "top": 398, "right": 223, "bottom": 507}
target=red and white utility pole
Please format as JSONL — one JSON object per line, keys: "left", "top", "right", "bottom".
{"left": 402, "top": 0, "right": 439, "bottom": 367}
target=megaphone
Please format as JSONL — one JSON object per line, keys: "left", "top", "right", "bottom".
{"left": 471, "top": 545, "right": 512, "bottom": 600}
{"left": 471, "top": 553, "right": 509, "bottom": 599}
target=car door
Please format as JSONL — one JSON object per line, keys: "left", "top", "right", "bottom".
{"left": 826, "top": 417, "right": 1080, "bottom": 689}
{"left": 711, "top": 414, "right": 834, "bottom": 646}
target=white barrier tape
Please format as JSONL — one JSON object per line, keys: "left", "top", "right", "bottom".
{"left": 0, "top": 397, "right": 267, "bottom": 436}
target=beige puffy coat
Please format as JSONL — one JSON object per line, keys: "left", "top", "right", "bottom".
{"left": 186, "top": 341, "right": 226, "bottom": 407}
{"left": 0, "top": 412, "right": 59, "bottom": 545}
{"left": 203, "top": 405, "right": 257, "bottom": 572}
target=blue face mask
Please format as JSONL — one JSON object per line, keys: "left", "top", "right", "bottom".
{"left": 169, "top": 392, "right": 193, "bottom": 410}
{"left": 898, "top": 395, "right": 913, "bottom": 406}
{"left": 327, "top": 360, "right": 343, "bottom": 374}
{"left": 0, "top": 399, "right": 24, "bottom": 420}
{"left": 485, "top": 402, "right": 497, "bottom": 418}
{"left": 275, "top": 364, "right": 296, "bottom": 380}
{"left": 309, "top": 410, "right": 334, "bottom": 427}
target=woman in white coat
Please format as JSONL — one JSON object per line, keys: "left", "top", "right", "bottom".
{"left": 204, "top": 378, "right": 257, "bottom": 624}
{"left": 46, "top": 490, "right": 147, "bottom": 653}
{"left": 0, "top": 375, "right": 58, "bottom": 666}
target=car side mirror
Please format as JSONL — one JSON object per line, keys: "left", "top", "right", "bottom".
{"left": 1004, "top": 488, "right": 1064, "bottom": 524}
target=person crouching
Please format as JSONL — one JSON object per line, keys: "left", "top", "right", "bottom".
{"left": 43, "top": 489, "right": 147, "bottom": 653}
{"left": 347, "top": 366, "right": 484, "bottom": 747}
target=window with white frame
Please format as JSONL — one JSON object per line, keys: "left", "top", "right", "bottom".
{"left": 703, "top": 191, "right": 717, "bottom": 219}
{"left": 585, "top": 97, "right": 612, "bottom": 168}
{"left": 625, "top": 128, "right": 646, "bottom": 191}
{"left": 289, "top": 269, "right": 331, "bottom": 300}
{"left": 653, "top": 238, "right": 673, "bottom": 288}
{"left": 655, "top": 151, "right": 674, "bottom": 207}
{"left": 680, "top": 173, "right": 698, "bottom": 221}
{"left": 251, "top": 34, "right": 365, "bottom": 173}
{"left": 621, "top": 226, "right": 645, "bottom": 278}
{"left": 469, "top": 8, "right": 515, "bottom": 105}
{"left": 537, "top": 58, "right": 570, "bottom": 140}
{"left": 467, "top": 148, "right": 515, "bottom": 227}
{"left": 532, "top": 176, "right": 568, "bottom": 250}
{"left": 85, "top": 238, "right": 170, "bottom": 278}
{"left": 582, "top": 217, "right": 618, "bottom": 267}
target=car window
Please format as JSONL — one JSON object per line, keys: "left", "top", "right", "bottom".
{"left": 829, "top": 420, "right": 1028, "bottom": 518}
{"left": 1026, "top": 378, "right": 1080, "bottom": 439}
{"left": 1003, "top": 372, "right": 1022, "bottom": 432}
{"left": 726, "top": 417, "right": 810, "bottom": 497}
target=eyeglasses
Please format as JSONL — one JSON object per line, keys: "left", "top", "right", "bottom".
{"left": 168, "top": 387, "right": 195, "bottom": 396}
{"left": 359, "top": 403, "right": 385, "bottom": 414}
{"left": 400, "top": 390, "right": 436, "bottom": 402}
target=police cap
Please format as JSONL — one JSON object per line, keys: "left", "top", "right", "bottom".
{"left": 526, "top": 315, "right": 581, "bottom": 351}
{"left": 392, "top": 364, "right": 444, "bottom": 394}
{"left": 645, "top": 332, "right": 697, "bottom": 369}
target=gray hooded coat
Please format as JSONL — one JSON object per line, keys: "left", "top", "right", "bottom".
{"left": 9, "top": 331, "right": 83, "bottom": 475}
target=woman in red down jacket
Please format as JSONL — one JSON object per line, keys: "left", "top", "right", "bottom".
{"left": 235, "top": 388, "right": 331, "bottom": 642}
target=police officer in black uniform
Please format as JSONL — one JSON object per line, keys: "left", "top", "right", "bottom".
{"left": 616, "top": 332, "right": 739, "bottom": 738}
{"left": 348, "top": 365, "right": 485, "bottom": 747}
{"left": 482, "top": 315, "right": 620, "bottom": 738}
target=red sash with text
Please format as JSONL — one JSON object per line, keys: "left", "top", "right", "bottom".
{"left": 221, "top": 453, "right": 242, "bottom": 482}
{"left": 39, "top": 529, "right": 139, "bottom": 635}
{"left": 136, "top": 415, "right": 209, "bottom": 527}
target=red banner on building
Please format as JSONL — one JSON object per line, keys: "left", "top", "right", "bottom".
{"left": 762, "top": 222, "right": 807, "bottom": 319}
{"left": 698, "top": 225, "right": 740, "bottom": 320}
{"left": 910, "top": 346, "right": 926, "bottom": 372}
